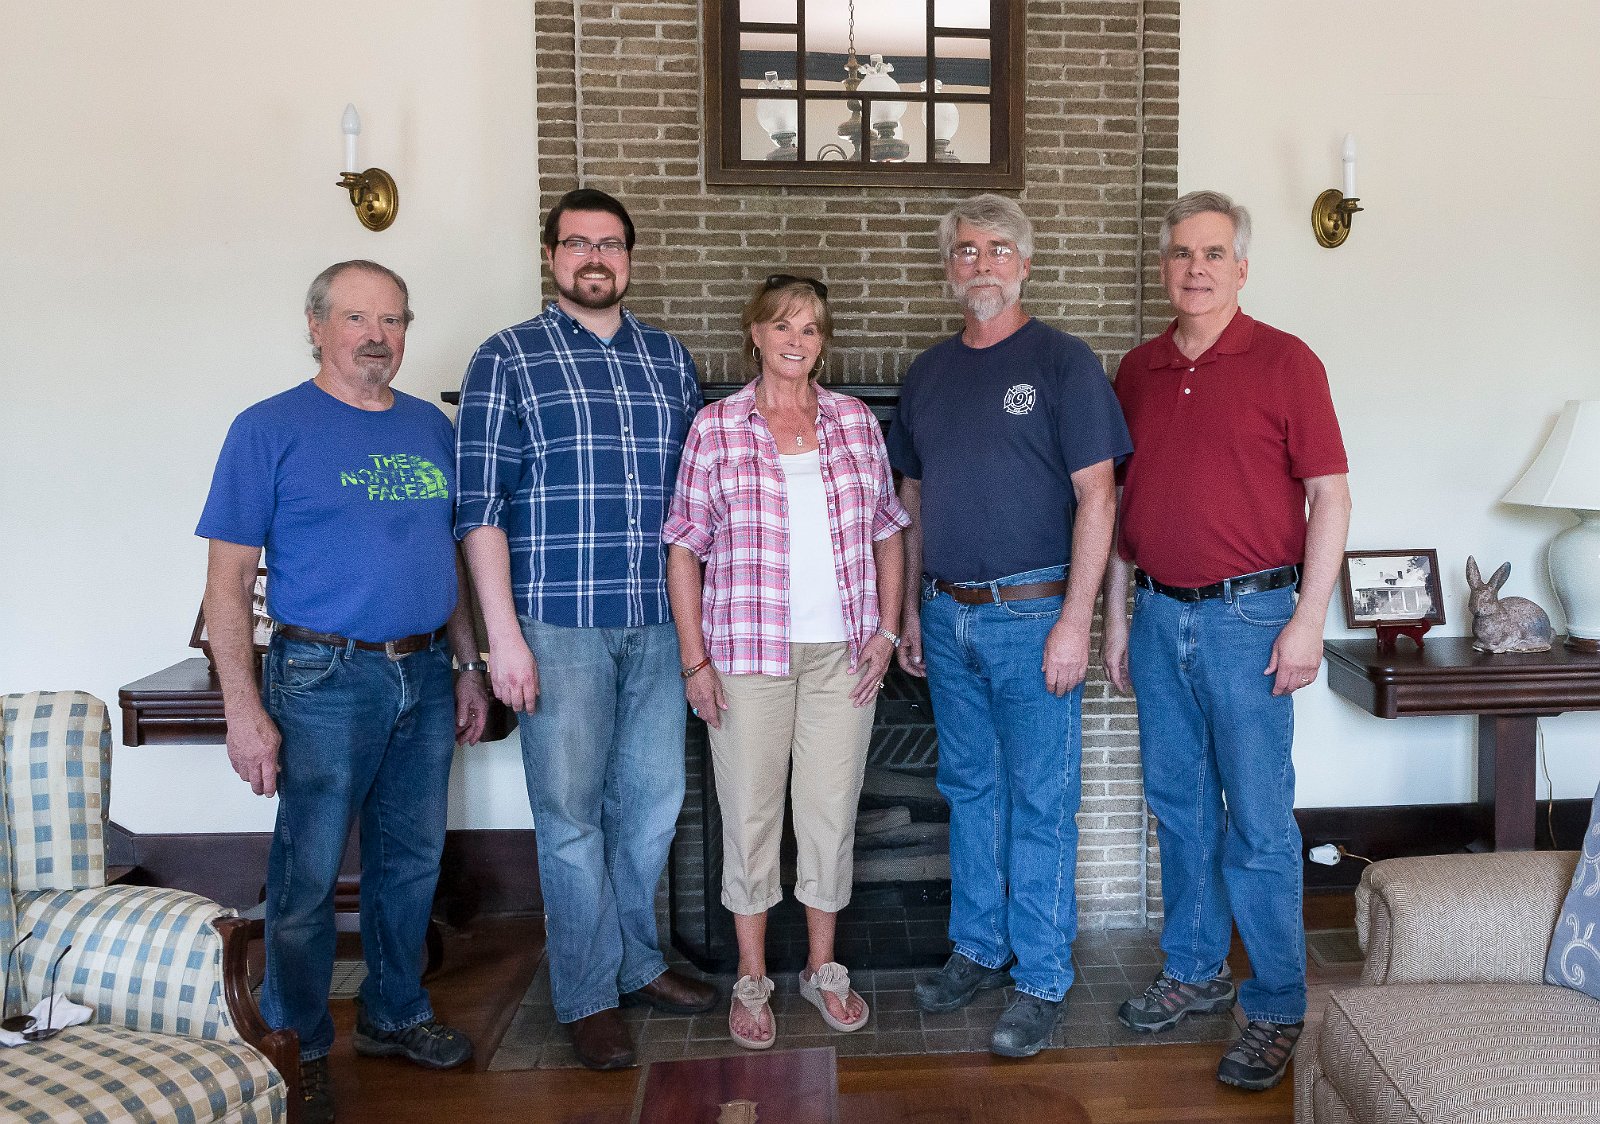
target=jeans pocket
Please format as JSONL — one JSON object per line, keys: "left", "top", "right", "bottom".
{"left": 998, "top": 594, "right": 1063, "bottom": 621}
{"left": 272, "top": 646, "right": 343, "bottom": 693}
{"left": 1231, "top": 587, "right": 1296, "bottom": 627}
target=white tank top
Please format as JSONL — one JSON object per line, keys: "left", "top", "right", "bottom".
{"left": 778, "top": 449, "right": 848, "bottom": 643}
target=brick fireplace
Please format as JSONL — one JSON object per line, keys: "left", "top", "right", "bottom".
{"left": 534, "top": 0, "right": 1179, "bottom": 937}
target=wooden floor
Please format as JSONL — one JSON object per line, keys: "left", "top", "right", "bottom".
{"left": 327, "top": 898, "right": 1357, "bottom": 1124}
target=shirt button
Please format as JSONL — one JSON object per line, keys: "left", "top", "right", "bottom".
{"left": 629, "top": 518, "right": 637, "bottom": 526}
{"left": 1183, "top": 388, "right": 1192, "bottom": 395}
{"left": 627, "top": 473, "right": 635, "bottom": 480}
{"left": 1188, "top": 367, "right": 1195, "bottom": 372}
{"left": 622, "top": 426, "right": 630, "bottom": 433}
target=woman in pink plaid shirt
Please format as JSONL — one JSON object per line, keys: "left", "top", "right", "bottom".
{"left": 664, "top": 275, "right": 909, "bottom": 1050}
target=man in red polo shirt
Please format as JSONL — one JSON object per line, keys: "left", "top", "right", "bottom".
{"left": 1101, "top": 190, "right": 1351, "bottom": 1091}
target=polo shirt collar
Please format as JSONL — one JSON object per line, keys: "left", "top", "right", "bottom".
{"left": 1145, "top": 308, "right": 1257, "bottom": 368}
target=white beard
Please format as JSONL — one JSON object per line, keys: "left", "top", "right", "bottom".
{"left": 954, "top": 277, "right": 1021, "bottom": 322}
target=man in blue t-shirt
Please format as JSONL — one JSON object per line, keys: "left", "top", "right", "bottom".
{"left": 888, "top": 195, "right": 1131, "bottom": 1058}
{"left": 197, "top": 261, "right": 491, "bottom": 1124}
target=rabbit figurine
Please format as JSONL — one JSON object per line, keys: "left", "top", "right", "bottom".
{"left": 1466, "top": 556, "right": 1554, "bottom": 653}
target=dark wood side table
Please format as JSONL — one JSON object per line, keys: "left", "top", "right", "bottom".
{"left": 1323, "top": 637, "right": 1600, "bottom": 851}
{"left": 119, "top": 657, "right": 516, "bottom": 974}
{"left": 119, "top": 658, "right": 515, "bottom": 746}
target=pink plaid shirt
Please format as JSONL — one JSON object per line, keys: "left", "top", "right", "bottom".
{"left": 663, "top": 381, "right": 910, "bottom": 676}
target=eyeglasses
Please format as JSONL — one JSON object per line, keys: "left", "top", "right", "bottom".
{"left": 1, "top": 933, "right": 31, "bottom": 1034}
{"left": 948, "top": 243, "right": 1019, "bottom": 266}
{"left": 1, "top": 935, "right": 72, "bottom": 1041}
{"left": 763, "top": 274, "right": 828, "bottom": 300}
{"left": 553, "top": 237, "right": 629, "bottom": 258}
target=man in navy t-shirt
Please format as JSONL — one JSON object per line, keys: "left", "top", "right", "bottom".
{"left": 197, "top": 261, "right": 491, "bottom": 1124}
{"left": 888, "top": 195, "right": 1130, "bottom": 1058}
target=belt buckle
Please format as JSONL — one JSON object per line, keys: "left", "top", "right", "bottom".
{"left": 384, "top": 639, "right": 404, "bottom": 661}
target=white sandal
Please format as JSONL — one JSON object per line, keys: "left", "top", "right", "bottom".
{"left": 798, "top": 962, "right": 869, "bottom": 1032}
{"left": 729, "top": 974, "right": 776, "bottom": 1050}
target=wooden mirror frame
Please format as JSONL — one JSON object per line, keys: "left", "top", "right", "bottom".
{"left": 704, "top": 0, "right": 1025, "bottom": 189}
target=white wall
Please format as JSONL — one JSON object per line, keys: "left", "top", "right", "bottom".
{"left": 4, "top": 2, "right": 1595, "bottom": 837}
{"left": 0, "top": 3, "right": 541, "bottom": 832}
{"left": 1182, "top": 1, "right": 1600, "bottom": 805}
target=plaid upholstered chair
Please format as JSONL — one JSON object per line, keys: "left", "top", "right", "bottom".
{"left": 0, "top": 690, "right": 298, "bottom": 1123}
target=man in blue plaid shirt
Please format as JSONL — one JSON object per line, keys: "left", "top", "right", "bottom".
{"left": 454, "top": 188, "right": 713, "bottom": 1070}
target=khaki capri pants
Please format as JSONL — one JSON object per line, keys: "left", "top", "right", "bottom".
{"left": 709, "top": 642, "right": 875, "bottom": 915}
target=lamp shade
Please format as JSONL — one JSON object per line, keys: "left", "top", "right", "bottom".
{"left": 1502, "top": 400, "right": 1600, "bottom": 510}
{"left": 1503, "top": 398, "right": 1600, "bottom": 648}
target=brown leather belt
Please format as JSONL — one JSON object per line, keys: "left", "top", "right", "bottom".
{"left": 277, "top": 623, "right": 446, "bottom": 660}
{"left": 933, "top": 579, "right": 1067, "bottom": 606}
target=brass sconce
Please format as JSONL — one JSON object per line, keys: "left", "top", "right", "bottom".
{"left": 338, "top": 104, "right": 398, "bottom": 232}
{"left": 1312, "top": 133, "right": 1361, "bottom": 248}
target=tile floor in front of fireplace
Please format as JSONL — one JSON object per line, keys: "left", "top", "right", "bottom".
{"left": 489, "top": 926, "right": 1362, "bottom": 1071}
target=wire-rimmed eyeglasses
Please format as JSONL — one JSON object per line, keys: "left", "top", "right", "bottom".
{"left": 553, "top": 237, "right": 629, "bottom": 258}
{"left": 948, "top": 243, "right": 1019, "bottom": 266}
{"left": 2, "top": 934, "right": 73, "bottom": 1042}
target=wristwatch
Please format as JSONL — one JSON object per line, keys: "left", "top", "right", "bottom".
{"left": 458, "top": 660, "right": 489, "bottom": 674}
{"left": 876, "top": 627, "right": 901, "bottom": 648}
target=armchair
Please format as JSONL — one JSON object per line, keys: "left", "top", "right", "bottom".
{"left": 1296, "top": 850, "right": 1600, "bottom": 1123}
{"left": 0, "top": 690, "right": 297, "bottom": 1123}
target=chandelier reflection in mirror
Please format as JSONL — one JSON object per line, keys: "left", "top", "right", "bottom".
{"left": 708, "top": 0, "right": 1022, "bottom": 189}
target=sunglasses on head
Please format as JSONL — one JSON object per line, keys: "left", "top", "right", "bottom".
{"left": 763, "top": 273, "right": 828, "bottom": 300}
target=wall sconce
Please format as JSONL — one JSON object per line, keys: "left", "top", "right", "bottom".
{"left": 337, "top": 104, "right": 398, "bottom": 232}
{"left": 1311, "top": 133, "right": 1361, "bottom": 247}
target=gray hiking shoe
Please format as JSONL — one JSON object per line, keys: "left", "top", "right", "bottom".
{"left": 989, "top": 992, "right": 1062, "bottom": 1058}
{"left": 1117, "top": 964, "right": 1236, "bottom": 1033}
{"left": 1217, "top": 1018, "right": 1303, "bottom": 1090}
{"left": 351, "top": 998, "right": 474, "bottom": 1070}
{"left": 913, "top": 953, "right": 1011, "bottom": 1013}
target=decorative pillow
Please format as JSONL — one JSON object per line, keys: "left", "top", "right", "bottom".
{"left": 1546, "top": 780, "right": 1600, "bottom": 1000}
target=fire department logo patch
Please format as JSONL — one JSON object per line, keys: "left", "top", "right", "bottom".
{"left": 1002, "top": 383, "right": 1036, "bottom": 416}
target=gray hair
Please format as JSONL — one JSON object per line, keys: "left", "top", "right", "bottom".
{"left": 937, "top": 193, "right": 1034, "bottom": 262}
{"left": 1159, "top": 190, "right": 1252, "bottom": 260}
{"left": 305, "top": 260, "right": 415, "bottom": 361}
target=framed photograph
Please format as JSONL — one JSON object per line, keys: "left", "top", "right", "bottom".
{"left": 190, "top": 568, "right": 274, "bottom": 656}
{"left": 1340, "top": 550, "right": 1446, "bottom": 628}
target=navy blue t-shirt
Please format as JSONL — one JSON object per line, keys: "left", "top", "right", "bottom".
{"left": 196, "top": 380, "right": 459, "bottom": 641}
{"left": 888, "top": 318, "right": 1132, "bottom": 583}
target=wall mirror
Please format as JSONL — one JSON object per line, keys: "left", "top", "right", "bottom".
{"left": 704, "top": 0, "right": 1024, "bottom": 188}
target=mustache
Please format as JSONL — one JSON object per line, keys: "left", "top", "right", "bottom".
{"left": 355, "top": 344, "right": 393, "bottom": 359}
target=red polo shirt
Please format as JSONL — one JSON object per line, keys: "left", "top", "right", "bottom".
{"left": 1114, "top": 309, "right": 1347, "bottom": 588}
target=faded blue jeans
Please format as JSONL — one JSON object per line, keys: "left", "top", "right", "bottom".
{"left": 261, "top": 632, "right": 456, "bottom": 1061}
{"left": 920, "top": 565, "right": 1083, "bottom": 1002}
{"left": 516, "top": 618, "right": 685, "bottom": 1023}
{"left": 1128, "top": 582, "right": 1307, "bottom": 1024}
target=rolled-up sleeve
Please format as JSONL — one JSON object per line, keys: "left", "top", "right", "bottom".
{"left": 453, "top": 341, "right": 521, "bottom": 538}
{"left": 661, "top": 411, "right": 716, "bottom": 559}
{"left": 868, "top": 427, "right": 911, "bottom": 541}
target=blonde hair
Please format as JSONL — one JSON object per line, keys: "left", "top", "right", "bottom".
{"left": 741, "top": 278, "right": 832, "bottom": 379}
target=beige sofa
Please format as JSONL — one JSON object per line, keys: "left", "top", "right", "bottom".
{"left": 1296, "top": 850, "right": 1600, "bottom": 1123}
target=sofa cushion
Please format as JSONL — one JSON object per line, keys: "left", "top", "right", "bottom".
{"left": 1546, "top": 783, "right": 1600, "bottom": 1000}
{"left": 1319, "top": 982, "right": 1600, "bottom": 1123}
{"left": 0, "top": 1023, "right": 283, "bottom": 1123}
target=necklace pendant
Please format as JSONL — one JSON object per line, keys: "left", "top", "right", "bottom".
{"left": 795, "top": 433, "right": 804, "bottom": 447}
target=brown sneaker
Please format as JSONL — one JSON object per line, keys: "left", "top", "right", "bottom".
{"left": 1217, "top": 1018, "right": 1303, "bottom": 1091}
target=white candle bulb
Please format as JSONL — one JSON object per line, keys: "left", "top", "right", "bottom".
{"left": 1342, "top": 133, "right": 1357, "bottom": 197}
{"left": 342, "top": 104, "right": 362, "bottom": 174}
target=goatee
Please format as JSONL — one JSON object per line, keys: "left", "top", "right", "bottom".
{"left": 557, "top": 268, "right": 627, "bottom": 311}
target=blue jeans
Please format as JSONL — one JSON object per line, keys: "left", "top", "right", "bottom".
{"left": 1128, "top": 583, "right": 1306, "bottom": 1024}
{"left": 261, "top": 632, "right": 456, "bottom": 1061}
{"left": 920, "top": 565, "right": 1082, "bottom": 1002}
{"left": 516, "top": 618, "right": 685, "bottom": 1023}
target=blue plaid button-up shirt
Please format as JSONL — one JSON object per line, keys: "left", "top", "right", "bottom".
{"left": 454, "top": 303, "right": 702, "bottom": 628}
